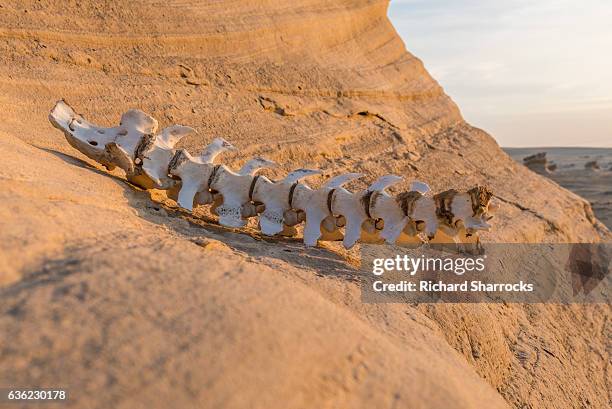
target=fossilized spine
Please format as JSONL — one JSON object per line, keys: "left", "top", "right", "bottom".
{"left": 49, "top": 100, "right": 496, "bottom": 248}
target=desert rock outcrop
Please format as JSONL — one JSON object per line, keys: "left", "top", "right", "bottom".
{"left": 0, "top": 1, "right": 609, "bottom": 408}
{"left": 522, "top": 152, "right": 556, "bottom": 174}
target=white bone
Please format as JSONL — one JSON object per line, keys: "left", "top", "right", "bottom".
{"left": 48, "top": 100, "right": 157, "bottom": 172}
{"left": 403, "top": 195, "right": 438, "bottom": 240}
{"left": 209, "top": 159, "right": 276, "bottom": 228}
{"left": 320, "top": 215, "right": 344, "bottom": 242}
{"left": 241, "top": 202, "right": 259, "bottom": 218}
{"left": 323, "top": 173, "right": 363, "bottom": 189}
{"left": 354, "top": 174, "right": 403, "bottom": 244}
{"left": 282, "top": 209, "right": 306, "bottom": 227}
{"left": 431, "top": 187, "right": 493, "bottom": 244}
{"left": 446, "top": 193, "right": 491, "bottom": 231}
{"left": 104, "top": 142, "right": 134, "bottom": 174}
{"left": 207, "top": 157, "right": 275, "bottom": 215}
{"left": 409, "top": 180, "right": 431, "bottom": 195}
{"left": 367, "top": 174, "right": 403, "bottom": 192}
{"left": 251, "top": 169, "right": 321, "bottom": 236}
{"left": 168, "top": 138, "right": 237, "bottom": 210}
{"left": 367, "top": 175, "right": 405, "bottom": 244}
{"left": 190, "top": 140, "right": 236, "bottom": 206}
{"left": 48, "top": 101, "right": 205, "bottom": 191}
{"left": 49, "top": 102, "right": 496, "bottom": 249}
{"left": 330, "top": 188, "right": 366, "bottom": 249}
{"left": 352, "top": 174, "right": 405, "bottom": 247}
{"left": 368, "top": 176, "right": 437, "bottom": 245}
{"left": 158, "top": 125, "right": 194, "bottom": 149}
{"left": 289, "top": 184, "right": 320, "bottom": 246}
{"left": 200, "top": 138, "right": 237, "bottom": 163}
{"left": 318, "top": 172, "right": 364, "bottom": 245}
{"left": 370, "top": 195, "right": 405, "bottom": 244}
{"left": 283, "top": 209, "right": 301, "bottom": 227}
{"left": 140, "top": 125, "right": 195, "bottom": 189}
{"left": 283, "top": 169, "right": 322, "bottom": 184}
{"left": 194, "top": 190, "right": 215, "bottom": 206}
{"left": 168, "top": 150, "right": 212, "bottom": 211}
{"left": 325, "top": 173, "right": 396, "bottom": 249}
{"left": 293, "top": 173, "right": 362, "bottom": 247}
{"left": 238, "top": 157, "right": 277, "bottom": 176}
{"left": 115, "top": 110, "right": 159, "bottom": 155}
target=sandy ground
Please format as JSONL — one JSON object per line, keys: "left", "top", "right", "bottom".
{"left": 505, "top": 147, "right": 612, "bottom": 230}
{"left": 0, "top": 1, "right": 610, "bottom": 408}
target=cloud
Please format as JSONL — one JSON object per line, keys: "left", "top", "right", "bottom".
{"left": 388, "top": 0, "right": 612, "bottom": 146}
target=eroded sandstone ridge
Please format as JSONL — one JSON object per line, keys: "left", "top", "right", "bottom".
{"left": 0, "top": 1, "right": 609, "bottom": 408}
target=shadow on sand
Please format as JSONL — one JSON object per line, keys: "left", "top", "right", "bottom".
{"left": 38, "top": 147, "right": 361, "bottom": 280}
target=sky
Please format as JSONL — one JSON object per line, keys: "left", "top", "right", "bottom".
{"left": 387, "top": 0, "right": 612, "bottom": 147}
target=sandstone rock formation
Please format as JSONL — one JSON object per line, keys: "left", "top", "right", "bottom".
{"left": 0, "top": 1, "right": 609, "bottom": 408}
{"left": 585, "top": 160, "right": 600, "bottom": 170}
{"left": 522, "top": 152, "right": 556, "bottom": 174}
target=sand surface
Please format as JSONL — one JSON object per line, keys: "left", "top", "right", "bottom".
{"left": 0, "top": 1, "right": 610, "bottom": 408}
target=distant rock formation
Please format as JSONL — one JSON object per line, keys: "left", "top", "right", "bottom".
{"left": 585, "top": 160, "right": 600, "bottom": 170}
{"left": 523, "top": 152, "right": 556, "bottom": 174}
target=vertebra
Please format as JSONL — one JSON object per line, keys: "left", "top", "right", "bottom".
{"left": 49, "top": 100, "right": 495, "bottom": 249}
